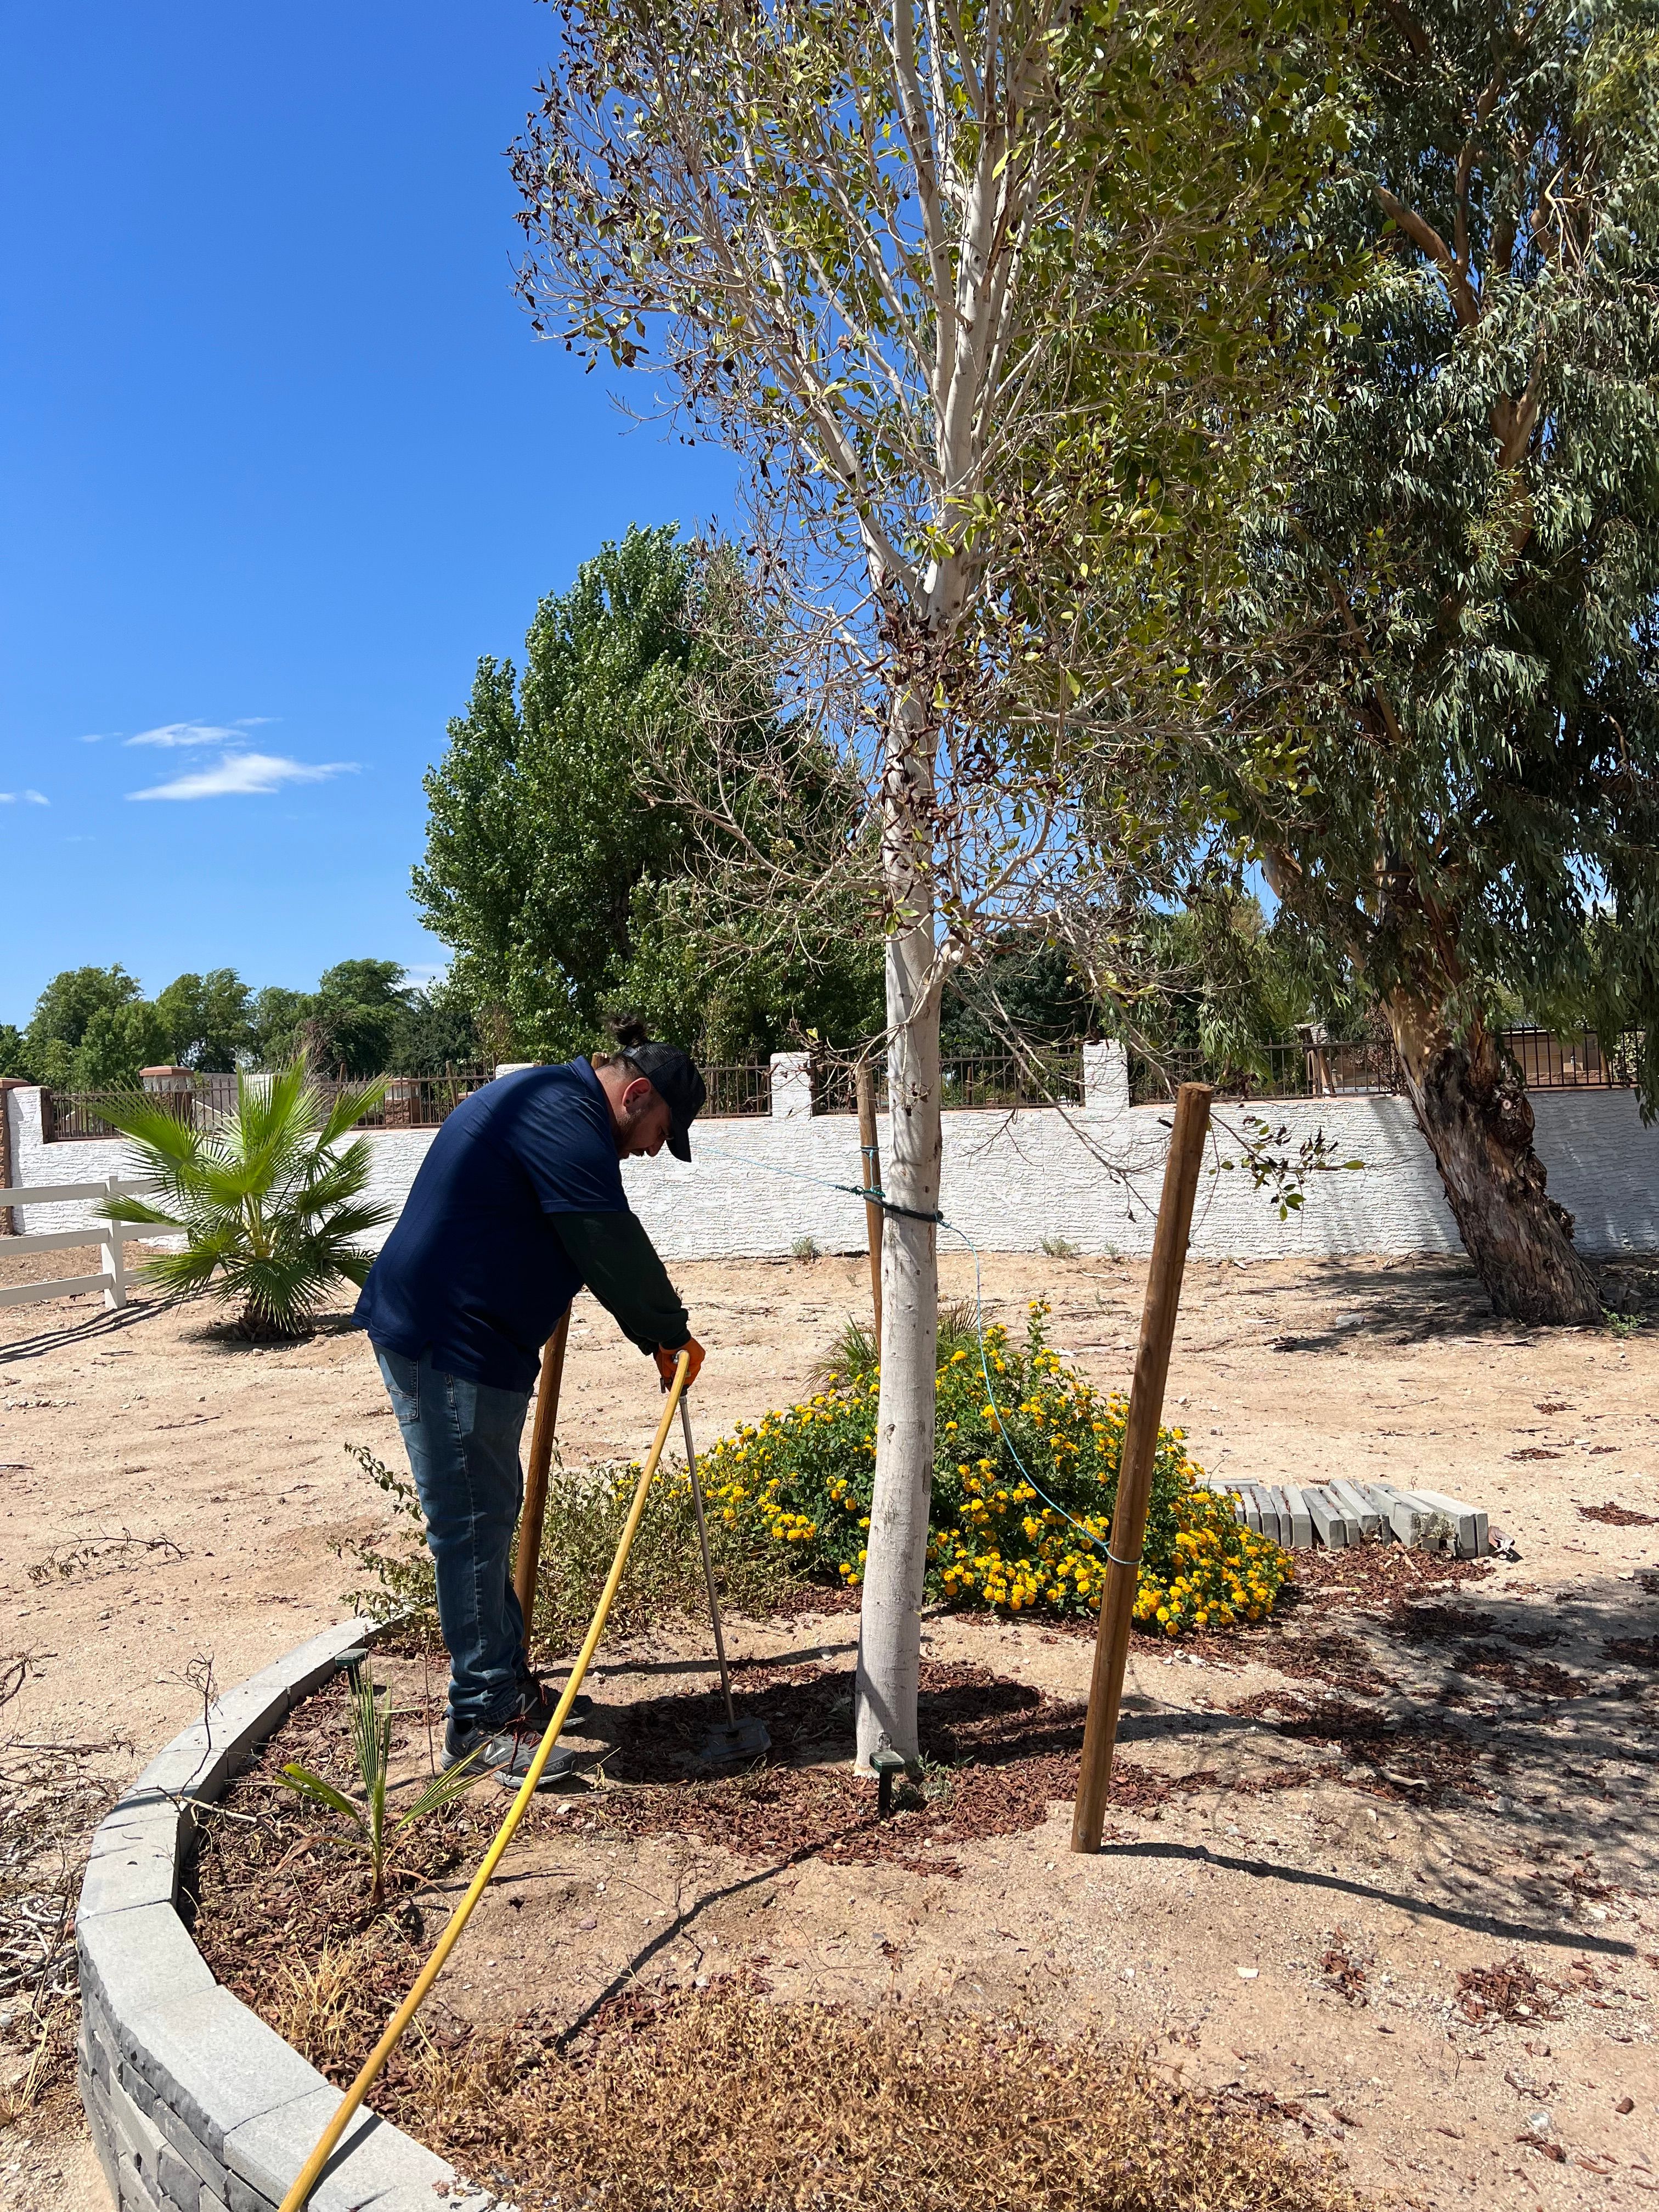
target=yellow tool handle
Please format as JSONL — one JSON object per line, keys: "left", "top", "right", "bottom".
{"left": 278, "top": 1353, "right": 692, "bottom": 2212}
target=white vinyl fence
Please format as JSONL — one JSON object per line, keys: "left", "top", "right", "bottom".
{"left": 0, "top": 1177, "right": 150, "bottom": 1311}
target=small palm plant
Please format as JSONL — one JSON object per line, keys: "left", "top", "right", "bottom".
{"left": 277, "top": 1660, "right": 484, "bottom": 1914}
{"left": 96, "top": 1062, "right": 392, "bottom": 1338}
{"left": 815, "top": 1298, "right": 982, "bottom": 1387}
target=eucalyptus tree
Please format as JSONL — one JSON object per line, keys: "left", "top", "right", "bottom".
{"left": 512, "top": 0, "right": 1342, "bottom": 1763}
{"left": 1206, "top": 0, "right": 1659, "bottom": 1323}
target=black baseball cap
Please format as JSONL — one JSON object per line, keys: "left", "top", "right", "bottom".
{"left": 621, "top": 1038, "right": 707, "bottom": 1161}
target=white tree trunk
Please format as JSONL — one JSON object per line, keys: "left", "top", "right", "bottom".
{"left": 854, "top": 728, "right": 943, "bottom": 1771}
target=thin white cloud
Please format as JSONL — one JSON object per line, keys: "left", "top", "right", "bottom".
{"left": 126, "top": 721, "right": 246, "bottom": 749}
{"left": 0, "top": 789, "right": 49, "bottom": 805}
{"left": 127, "top": 752, "right": 356, "bottom": 802}
{"left": 80, "top": 732, "right": 114, "bottom": 743}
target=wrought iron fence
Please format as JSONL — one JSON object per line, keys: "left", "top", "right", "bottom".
{"left": 1128, "top": 1037, "right": 1406, "bottom": 1105}
{"left": 320, "top": 1070, "right": 493, "bottom": 1129}
{"left": 39, "top": 1091, "right": 143, "bottom": 1142}
{"left": 35, "top": 1027, "right": 1646, "bottom": 1142}
{"left": 1128, "top": 1026, "right": 1646, "bottom": 1104}
{"left": 697, "top": 1062, "right": 775, "bottom": 1118}
{"left": 1502, "top": 1026, "right": 1644, "bottom": 1088}
{"left": 40, "top": 1068, "right": 492, "bottom": 1141}
{"left": 812, "top": 1048, "right": 1085, "bottom": 1115}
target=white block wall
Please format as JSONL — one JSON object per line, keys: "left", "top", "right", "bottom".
{"left": 7, "top": 1065, "right": 1658, "bottom": 1263}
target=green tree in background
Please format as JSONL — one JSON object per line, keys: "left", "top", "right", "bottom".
{"left": 22, "top": 965, "right": 144, "bottom": 1087}
{"left": 10, "top": 961, "right": 471, "bottom": 1088}
{"left": 71, "top": 1002, "right": 172, "bottom": 1088}
{"left": 415, "top": 522, "right": 874, "bottom": 1062}
{"left": 249, "top": 986, "right": 310, "bottom": 1070}
{"left": 250, "top": 964, "right": 479, "bottom": 1076}
{"left": 1205, "top": 0, "right": 1659, "bottom": 1322}
{"left": 390, "top": 974, "right": 481, "bottom": 1075}
{"left": 302, "top": 960, "right": 416, "bottom": 1076}
{"left": 614, "top": 872, "right": 884, "bottom": 1062}
{"left": 249, "top": 961, "right": 433, "bottom": 1077}
{"left": 154, "top": 969, "right": 255, "bottom": 1071}
{"left": 414, "top": 526, "right": 705, "bottom": 1060}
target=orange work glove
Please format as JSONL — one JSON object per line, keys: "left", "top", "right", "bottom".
{"left": 655, "top": 1336, "right": 705, "bottom": 1391}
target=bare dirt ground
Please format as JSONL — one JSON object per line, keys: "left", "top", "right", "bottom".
{"left": 3, "top": 1239, "right": 1658, "bottom": 2209}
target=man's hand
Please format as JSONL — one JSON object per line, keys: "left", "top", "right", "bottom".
{"left": 655, "top": 1336, "right": 705, "bottom": 1392}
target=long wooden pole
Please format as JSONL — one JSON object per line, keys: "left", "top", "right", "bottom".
{"left": 855, "top": 1064, "right": 883, "bottom": 1347}
{"left": 514, "top": 1307, "right": 570, "bottom": 1646}
{"left": 1071, "top": 1083, "right": 1213, "bottom": 1854}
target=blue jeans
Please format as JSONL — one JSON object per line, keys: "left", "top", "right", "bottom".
{"left": 375, "top": 1345, "right": 533, "bottom": 1730}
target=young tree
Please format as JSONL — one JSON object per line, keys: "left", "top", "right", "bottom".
{"left": 514, "top": 0, "right": 1342, "bottom": 1760}
{"left": 1205, "top": 0, "right": 1659, "bottom": 1322}
{"left": 99, "top": 1065, "right": 392, "bottom": 1338}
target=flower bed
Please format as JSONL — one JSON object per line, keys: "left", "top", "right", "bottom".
{"left": 692, "top": 1302, "right": 1293, "bottom": 1633}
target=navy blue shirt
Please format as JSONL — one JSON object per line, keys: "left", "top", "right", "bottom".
{"left": 355, "top": 1060, "right": 628, "bottom": 1391}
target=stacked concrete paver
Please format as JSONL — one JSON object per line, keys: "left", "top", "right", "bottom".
{"left": 76, "top": 1620, "right": 496, "bottom": 2212}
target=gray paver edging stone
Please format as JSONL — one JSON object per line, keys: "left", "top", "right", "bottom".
{"left": 76, "top": 1618, "right": 499, "bottom": 2212}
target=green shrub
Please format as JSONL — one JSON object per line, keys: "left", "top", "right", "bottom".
{"left": 814, "top": 1297, "right": 979, "bottom": 1387}
{"left": 335, "top": 1443, "right": 441, "bottom": 1638}
{"left": 276, "top": 1660, "right": 486, "bottom": 1911}
{"left": 97, "top": 1062, "right": 391, "bottom": 1338}
{"left": 336, "top": 1442, "right": 799, "bottom": 1656}
{"left": 524, "top": 1462, "right": 800, "bottom": 1652}
{"left": 699, "top": 1301, "right": 1292, "bottom": 1634}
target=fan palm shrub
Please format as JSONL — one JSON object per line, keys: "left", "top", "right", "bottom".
{"left": 96, "top": 1062, "right": 392, "bottom": 1338}
{"left": 278, "top": 1660, "right": 485, "bottom": 1913}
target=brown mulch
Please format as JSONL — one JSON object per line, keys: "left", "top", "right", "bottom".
{"left": 1225, "top": 1691, "right": 1493, "bottom": 1807}
{"left": 1256, "top": 1630, "right": 1396, "bottom": 1697}
{"left": 757, "top": 1580, "right": 865, "bottom": 1620}
{"left": 1605, "top": 1635, "right": 1659, "bottom": 1671}
{"left": 1386, "top": 1600, "right": 1497, "bottom": 1644}
{"left": 1577, "top": 1500, "right": 1659, "bottom": 1527}
{"left": 590, "top": 1660, "right": 1103, "bottom": 1876}
{"left": 1454, "top": 1955, "right": 1564, "bottom": 2027}
{"left": 1446, "top": 1646, "right": 1589, "bottom": 1699}
{"left": 1288, "top": 1546, "right": 1494, "bottom": 1611}
{"left": 1319, "top": 1932, "right": 1369, "bottom": 2007}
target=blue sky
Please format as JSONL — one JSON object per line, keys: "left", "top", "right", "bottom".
{"left": 0, "top": 2, "right": 733, "bottom": 1028}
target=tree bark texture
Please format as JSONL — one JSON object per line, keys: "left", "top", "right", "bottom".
{"left": 1388, "top": 997, "right": 1602, "bottom": 1326}
{"left": 855, "top": 715, "right": 944, "bottom": 1771}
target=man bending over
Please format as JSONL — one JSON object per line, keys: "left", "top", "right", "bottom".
{"left": 354, "top": 1023, "right": 705, "bottom": 1784}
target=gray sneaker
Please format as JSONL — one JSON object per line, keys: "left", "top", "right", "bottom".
{"left": 443, "top": 1713, "right": 575, "bottom": 1788}
{"left": 517, "top": 1672, "right": 593, "bottom": 1732}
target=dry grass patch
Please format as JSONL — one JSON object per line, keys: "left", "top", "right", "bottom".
{"left": 385, "top": 1978, "right": 1365, "bottom": 2212}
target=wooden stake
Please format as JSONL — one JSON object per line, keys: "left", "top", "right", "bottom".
{"left": 855, "top": 1064, "right": 883, "bottom": 1347}
{"left": 514, "top": 1307, "right": 571, "bottom": 1646}
{"left": 1071, "top": 1083, "right": 1213, "bottom": 1854}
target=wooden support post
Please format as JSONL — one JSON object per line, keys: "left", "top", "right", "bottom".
{"left": 855, "top": 1064, "right": 883, "bottom": 1348}
{"left": 1071, "top": 1083, "right": 1213, "bottom": 1854}
{"left": 514, "top": 1308, "right": 571, "bottom": 1646}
